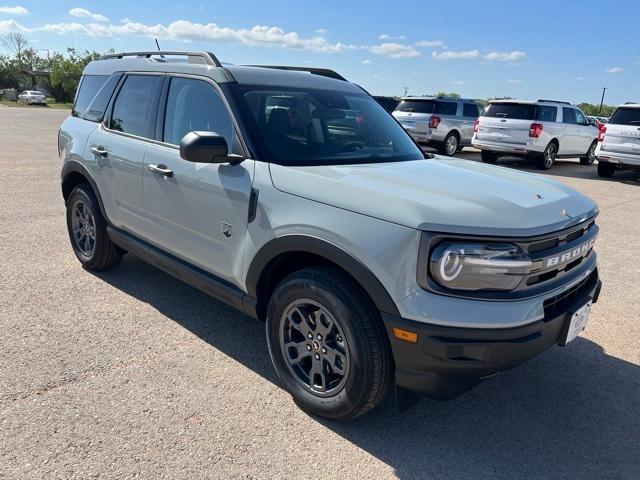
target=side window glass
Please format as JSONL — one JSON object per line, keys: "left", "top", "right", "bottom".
{"left": 83, "top": 74, "right": 121, "bottom": 123}
{"left": 73, "top": 75, "right": 108, "bottom": 118}
{"left": 574, "top": 109, "right": 588, "bottom": 126}
{"left": 109, "top": 75, "right": 163, "bottom": 139}
{"left": 163, "top": 77, "right": 233, "bottom": 148}
{"left": 434, "top": 101, "right": 457, "bottom": 116}
{"left": 536, "top": 106, "right": 557, "bottom": 122}
{"left": 463, "top": 103, "right": 479, "bottom": 117}
{"left": 562, "top": 107, "right": 575, "bottom": 124}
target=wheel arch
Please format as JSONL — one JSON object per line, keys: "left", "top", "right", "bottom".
{"left": 61, "top": 161, "right": 108, "bottom": 221}
{"left": 245, "top": 235, "right": 400, "bottom": 320}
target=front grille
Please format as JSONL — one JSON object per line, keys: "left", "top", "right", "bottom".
{"left": 543, "top": 268, "right": 598, "bottom": 320}
{"left": 520, "top": 218, "right": 598, "bottom": 289}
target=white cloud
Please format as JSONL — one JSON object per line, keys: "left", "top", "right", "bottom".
{"left": 40, "top": 20, "right": 358, "bottom": 54}
{"left": 484, "top": 51, "right": 525, "bottom": 62}
{"left": 0, "top": 18, "right": 28, "bottom": 33}
{"left": 69, "top": 8, "right": 109, "bottom": 23}
{"left": 379, "top": 33, "right": 405, "bottom": 41}
{"left": 432, "top": 49, "right": 479, "bottom": 60}
{"left": 370, "top": 42, "right": 420, "bottom": 59}
{"left": 605, "top": 66, "right": 623, "bottom": 74}
{"left": 415, "top": 40, "right": 444, "bottom": 48}
{"left": 120, "top": 17, "right": 132, "bottom": 23}
{"left": 314, "top": 28, "right": 329, "bottom": 35}
{"left": 0, "top": 5, "right": 28, "bottom": 15}
{"left": 453, "top": 81, "right": 465, "bottom": 85}
{"left": 361, "top": 59, "right": 371, "bottom": 64}
{"left": 507, "top": 79, "right": 523, "bottom": 84}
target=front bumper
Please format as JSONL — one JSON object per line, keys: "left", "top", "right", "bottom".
{"left": 383, "top": 269, "right": 602, "bottom": 400}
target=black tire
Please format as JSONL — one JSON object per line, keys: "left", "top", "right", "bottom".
{"left": 481, "top": 150, "right": 498, "bottom": 164}
{"left": 580, "top": 141, "right": 597, "bottom": 165}
{"left": 536, "top": 142, "right": 557, "bottom": 170}
{"left": 439, "top": 132, "right": 459, "bottom": 156}
{"left": 597, "top": 160, "right": 616, "bottom": 178}
{"left": 266, "top": 266, "right": 392, "bottom": 421}
{"left": 66, "top": 183, "right": 121, "bottom": 270}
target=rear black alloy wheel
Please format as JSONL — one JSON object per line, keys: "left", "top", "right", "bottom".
{"left": 536, "top": 142, "right": 557, "bottom": 170}
{"left": 66, "top": 184, "right": 122, "bottom": 270}
{"left": 580, "top": 141, "right": 597, "bottom": 165}
{"left": 481, "top": 150, "right": 498, "bottom": 164}
{"left": 597, "top": 160, "right": 616, "bottom": 178}
{"left": 279, "top": 299, "right": 350, "bottom": 397}
{"left": 266, "top": 266, "right": 392, "bottom": 421}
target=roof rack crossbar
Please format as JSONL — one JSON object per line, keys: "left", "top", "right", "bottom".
{"left": 101, "top": 51, "right": 222, "bottom": 67}
{"left": 244, "top": 65, "right": 347, "bottom": 81}
{"left": 537, "top": 99, "right": 572, "bottom": 105}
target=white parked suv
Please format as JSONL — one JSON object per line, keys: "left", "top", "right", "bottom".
{"left": 595, "top": 103, "right": 640, "bottom": 178}
{"left": 473, "top": 100, "right": 599, "bottom": 169}
{"left": 393, "top": 97, "right": 481, "bottom": 156}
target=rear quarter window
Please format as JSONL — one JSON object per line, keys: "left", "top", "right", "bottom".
{"left": 72, "top": 75, "right": 108, "bottom": 118}
{"left": 609, "top": 107, "right": 640, "bottom": 126}
{"left": 434, "top": 101, "right": 458, "bottom": 116}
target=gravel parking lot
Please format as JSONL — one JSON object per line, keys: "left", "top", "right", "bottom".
{"left": 1, "top": 106, "right": 639, "bottom": 479}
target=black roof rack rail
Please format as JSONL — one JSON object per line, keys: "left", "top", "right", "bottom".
{"left": 101, "top": 51, "right": 222, "bottom": 67}
{"left": 623, "top": 101, "right": 638, "bottom": 105}
{"left": 245, "top": 65, "right": 347, "bottom": 81}
{"left": 537, "top": 99, "right": 572, "bottom": 105}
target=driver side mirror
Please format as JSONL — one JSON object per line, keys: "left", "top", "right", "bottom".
{"left": 179, "top": 131, "right": 243, "bottom": 164}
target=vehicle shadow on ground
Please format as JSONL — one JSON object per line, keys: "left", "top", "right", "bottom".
{"left": 93, "top": 256, "right": 640, "bottom": 480}
{"left": 453, "top": 150, "right": 640, "bottom": 185}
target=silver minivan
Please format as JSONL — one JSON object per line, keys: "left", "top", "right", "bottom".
{"left": 393, "top": 97, "right": 481, "bottom": 155}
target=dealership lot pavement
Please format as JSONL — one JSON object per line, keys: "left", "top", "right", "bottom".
{"left": 1, "top": 106, "right": 639, "bottom": 479}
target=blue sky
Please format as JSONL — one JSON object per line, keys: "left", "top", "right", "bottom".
{"left": 1, "top": 0, "right": 638, "bottom": 104}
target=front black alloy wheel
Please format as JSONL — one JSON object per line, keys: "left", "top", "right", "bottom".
{"left": 266, "top": 266, "right": 392, "bottom": 421}
{"left": 580, "top": 141, "right": 597, "bottom": 165}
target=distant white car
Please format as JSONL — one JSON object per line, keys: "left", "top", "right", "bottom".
{"left": 595, "top": 103, "right": 640, "bottom": 177}
{"left": 18, "top": 90, "right": 47, "bottom": 105}
{"left": 472, "top": 99, "right": 599, "bottom": 169}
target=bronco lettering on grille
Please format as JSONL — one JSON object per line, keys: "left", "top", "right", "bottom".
{"left": 545, "top": 237, "right": 596, "bottom": 268}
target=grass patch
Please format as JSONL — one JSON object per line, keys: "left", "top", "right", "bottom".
{"left": 0, "top": 98, "right": 72, "bottom": 110}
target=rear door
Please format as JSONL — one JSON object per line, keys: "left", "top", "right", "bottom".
{"left": 86, "top": 73, "right": 163, "bottom": 232}
{"left": 602, "top": 107, "right": 640, "bottom": 156}
{"left": 560, "top": 107, "right": 579, "bottom": 154}
{"left": 475, "top": 102, "right": 534, "bottom": 146}
{"left": 141, "top": 75, "right": 254, "bottom": 285}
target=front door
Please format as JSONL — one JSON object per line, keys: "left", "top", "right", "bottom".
{"left": 142, "top": 76, "right": 254, "bottom": 286}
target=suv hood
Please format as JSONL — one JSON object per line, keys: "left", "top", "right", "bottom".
{"left": 269, "top": 157, "right": 597, "bottom": 236}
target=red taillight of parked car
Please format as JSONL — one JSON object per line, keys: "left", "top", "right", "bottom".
{"left": 429, "top": 116, "right": 441, "bottom": 129}
{"left": 529, "top": 123, "right": 544, "bottom": 138}
{"left": 473, "top": 119, "right": 480, "bottom": 133}
{"left": 598, "top": 124, "right": 607, "bottom": 142}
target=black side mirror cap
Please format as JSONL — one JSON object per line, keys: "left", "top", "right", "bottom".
{"left": 179, "top": 131, "right": 242, "bottom": 164}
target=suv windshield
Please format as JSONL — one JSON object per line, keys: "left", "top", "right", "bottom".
{"left": 609, "top": 107, "right": 640, "bottom": 125}
{"left": 395, "top": 100, "right": 435, "bottom": 114}
{"left": 483, "top": 103, "right": 558, "bottom": 122}
{"left": 238, "top": 85, "right": 424, "bottom": 166}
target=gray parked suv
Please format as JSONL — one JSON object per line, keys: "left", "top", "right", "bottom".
{"left": 59, "top": 51, "right": 602, "bottom": 420}
{"left": 393, "top": 97, "right": 481, "bottom": 155}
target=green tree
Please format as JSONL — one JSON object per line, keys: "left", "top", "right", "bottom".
{"left": 49, "top": 49, "right": 101, "bottom": 101}
{"left": 0, "top": 55, "right": 21, "bottom": 89}
{"left": 435, "top": 91, "right": 461, "bottom": 99}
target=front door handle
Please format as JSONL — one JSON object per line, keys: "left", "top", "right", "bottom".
{"left": 148, "top": 164, "right": 174, "bottom": 178}
{"left": 90, "top": 146, "right": 108, "bottom": 157}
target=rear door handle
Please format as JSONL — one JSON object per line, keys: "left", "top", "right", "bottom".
{"left": 90, "top": 146, "right": 108, "bottom": 157}
{"left": 148, "top": 164, "right": 173, "bottom": 178}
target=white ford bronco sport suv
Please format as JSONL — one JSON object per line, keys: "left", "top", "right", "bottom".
{"left": 393, "top": 96, "right": 481, "bottom": 156}
{"left": 595, "top": 103, "right": 640, "bottom": 178}
{"left": 59, "top": 51, "right": 602, "bottom": 420}
{"left": 473, "top": 99, "right": 599, "bottom": 170}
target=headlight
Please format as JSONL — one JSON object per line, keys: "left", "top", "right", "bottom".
{"left": 429, "top": 242, "right": 531, "bottom": 291}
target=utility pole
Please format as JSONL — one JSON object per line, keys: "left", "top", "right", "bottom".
{"left": 599, "top": 87, "right": 607, "bottom": 115}
{"left": 403, "top": 86, "right": 408, "bottom": 97}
